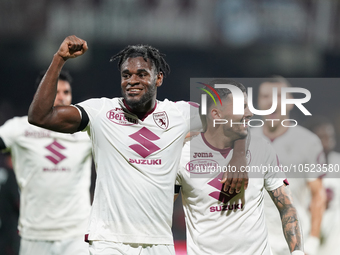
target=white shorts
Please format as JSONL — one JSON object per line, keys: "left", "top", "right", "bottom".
{"left": 89, "top": 241, "right": 175, "bottom": 255}
{"left": 19, "top": 235, "right": 89, "bottom": 255}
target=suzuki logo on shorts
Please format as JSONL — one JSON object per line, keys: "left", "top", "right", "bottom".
{"left": 45, "top": 140, "right": 67, "bottom": 165}
{"left": 200, "top": 84, "right": 311, "bottom": 116}
{"left": 129, "top": 127, "right": 160, "bottom": 158}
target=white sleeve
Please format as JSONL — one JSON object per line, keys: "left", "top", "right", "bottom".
{"left": 0, "top": 117, "right": 21, "bottom": 151}
{"left": 174, "top": 101, "right": 202, "bottom": 132}
{"left": 76, "top": 98, "right": 106, "bottom": 130}
{"left": 263, "top": 141, "right": 287, "bottom": 191}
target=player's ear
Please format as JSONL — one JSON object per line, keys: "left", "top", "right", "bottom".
{"left": 210, "top": 108, "right": 221, "bottom": 119}
{"left": 156, "top": 72, "right": 163, "bottom": 87}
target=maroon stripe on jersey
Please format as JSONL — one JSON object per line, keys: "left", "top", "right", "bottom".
{"left": 84, "top": 234, "right": 89, "bottom": 243}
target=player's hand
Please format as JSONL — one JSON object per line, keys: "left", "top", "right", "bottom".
{"left": 220, "top": 154, "right": 248, "bottom": 194}
{"left": 56, "top": 35, "right": 88, "bottom": 61}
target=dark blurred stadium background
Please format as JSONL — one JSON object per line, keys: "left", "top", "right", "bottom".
{"left": 1, "top": 1, "right": 340, "bottom": 254}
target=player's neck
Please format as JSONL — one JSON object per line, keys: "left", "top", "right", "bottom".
{"left": 123, "top": 98, "right": 157, "bottom": 118}
{"left": 262, "top": 123, "right": 288, "bottom": 141}
{"left": 204, "top": 130, "right": 233, "bottom": 149}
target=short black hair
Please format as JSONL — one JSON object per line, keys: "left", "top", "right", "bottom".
{"left": 205, "top": 78, "right": 246, "bottom": 109}
{"left": 110, "top": 44, "right": 170, "bottom": 77}
{"left": 35, "top": 70, "right": 73, "bottom": 89}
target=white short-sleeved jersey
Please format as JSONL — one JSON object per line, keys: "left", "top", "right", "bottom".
{"left": 0, "top": 116, "right": 92, "bottom": 240}
{"left": 77, "top": 98, "right": 201, "bottom": 245}
{"left": 176, "top": 133, "right": 285, "bottom": 255}
{"left": 318, "top": 151, "right": 340, "bottom": 254}
{"left": 251, "top": 126, "right": 324, "bottom": 254}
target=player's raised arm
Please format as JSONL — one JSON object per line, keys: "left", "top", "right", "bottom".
{"left": 28, "top": 35, "right": 88, "bottom": 133}
{"left": 268, "top": 185, "right": 304, "bottom": 254}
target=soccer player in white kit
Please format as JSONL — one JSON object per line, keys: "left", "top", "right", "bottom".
{"left": 252, "top": 77, "right": 326, "bottom": 255}
{"left": 0, "top": 71, "right": 93, "bottom": 255}
{"left": 176, "top": 79, "right": 303, "bottom": 255}
{"left": 26, "top": 36, "right": 248, "bottom": 255}
{"left": 304, "top": 116, "right": 340, "bottom": 255}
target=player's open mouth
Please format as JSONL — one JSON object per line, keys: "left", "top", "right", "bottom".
{"left": 127, "top": 88, "right": 143, "bottom": 95}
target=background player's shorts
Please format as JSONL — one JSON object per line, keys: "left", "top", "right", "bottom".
{"left": 19, "top": 235, "right": 89, "bottom": 255}
{"left": 89, "top": 241, "right": 175, "bottom": 255}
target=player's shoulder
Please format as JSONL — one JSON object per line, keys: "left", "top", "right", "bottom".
{"left": 182, "top": 133, "right": 202, "bottom": 152}
{"left": 78, "top": 97, "right": 120, "bottom": 107}
{"left": 2, "top": 116, "right": 29, "bottom": 127}
{"left": 158, "top": 99, "right": 199, "bottom": 108}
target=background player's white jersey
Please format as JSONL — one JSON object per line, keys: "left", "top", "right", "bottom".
{"left": 318, "top": 151, "right": 340, "bottom": 255}
{"left": 252, "top": 126, "right": 324, "bottom": 255}
{"left": 77, "top": 98, "right": 201, "bottom": 244}
{"left": 0, "top": 116, "right": 92, "bottom": 240}
{"left": 176, "top": 133, "right": 285, "bottom": 255}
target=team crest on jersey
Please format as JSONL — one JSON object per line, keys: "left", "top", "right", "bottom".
{"left": 153, "top": 111, "right": 169, "bottom": 129}
{"left": 246, "top": 150, "right": 251, "bottom": 165}
{"left": 106, "top": 108, "right": 138, "bottom": 126}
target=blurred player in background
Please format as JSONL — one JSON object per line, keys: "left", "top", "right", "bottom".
{"left": 304, "top": 116, "right": 340, "bottom": 255}
{"left": 252, "top": 76, "right": 326, "bottom": 255}
{"left": 27, "top": 35, "right": 248, "bottom": 255}
{"left": 0, "top": 71, "right": 93, "bottom": 255}
{"left": 176, "top": 79, "right": 303, "bottom": 255}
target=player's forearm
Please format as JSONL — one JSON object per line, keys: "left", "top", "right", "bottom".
{"left": 309, "top": 189, "right": 326, "bottom": 237}
{"left": 233, "top": 137, "right": 246, "bottom": 156}
{"left": 28, "top": 54, "right": 66, "bottom": 127}
{"left": 280, "top": 205, "right": 303, "bottom": 252}
{"left": 269, "top": 186, "right": 303, "bottom": 253}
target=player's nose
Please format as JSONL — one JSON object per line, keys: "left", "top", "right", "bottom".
{"left": 244, "top": 106, "right": 253, "bottom": 118}
{"left": 128, "top": 74, "right": 140, "bottom": 85}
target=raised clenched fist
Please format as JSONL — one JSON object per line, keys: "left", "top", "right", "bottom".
{"left": 56, "top": 35, "right": 88, "bottom": 61}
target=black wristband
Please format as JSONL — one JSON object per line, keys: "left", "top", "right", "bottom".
{"left": 75, "top": 105, "right": 90, "bottom": 131}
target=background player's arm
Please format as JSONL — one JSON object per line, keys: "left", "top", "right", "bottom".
{"left": 28, "top": 35, "right": 88, "bottom": 133}
{"left": 307, "top": 178, "right": 326, "bottom": 238}
{"left": 268, "top": 185, "right": 303, "bottom": 253}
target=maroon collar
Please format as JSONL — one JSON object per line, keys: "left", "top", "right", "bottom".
{"left": 123, "top": 99, "right": 157, "bottom": 121}
{"left": 201, "top": 133, "right": 232, "bottom": 159}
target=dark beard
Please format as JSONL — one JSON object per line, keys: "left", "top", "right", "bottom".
{"left": 122, "top": 84, "right": 157, "bottom": 111}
